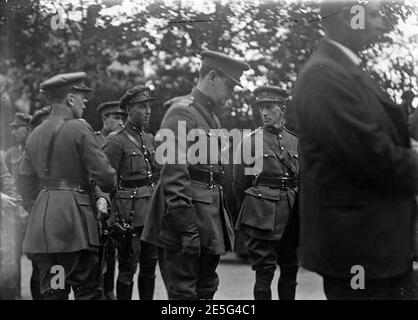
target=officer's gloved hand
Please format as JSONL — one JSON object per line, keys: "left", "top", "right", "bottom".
{"left": 179, "top": 226, "right": 201, "bottom": 257}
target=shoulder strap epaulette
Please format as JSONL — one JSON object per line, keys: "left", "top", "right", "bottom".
{"left": 284, "top": 126, "right": 297, "bottom": 137}
{"left": 109, "top": 126, "right": 125, "bottom": 136}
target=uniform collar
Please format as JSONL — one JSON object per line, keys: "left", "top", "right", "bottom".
{"left": 192, "top": 88, "right": 216, "bottom": 112}
{"left": 49, "top": 105, "right": 75, "bottom": 119}
{"left": 326, "top": 39, "right": 361, "bottom": 66}
{"left": 125, "top": 120, "right": 142, "bottom": 134}
{"left": 264, "top": 125, "right": 283, "bottom": 135}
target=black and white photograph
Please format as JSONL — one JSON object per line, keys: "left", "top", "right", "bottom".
{"left": 0, "top": 0, "right": 418, "bottom": 306}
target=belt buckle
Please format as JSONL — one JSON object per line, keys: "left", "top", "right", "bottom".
{"left": 208, "top": 171, "right": 214, "bottom": 189}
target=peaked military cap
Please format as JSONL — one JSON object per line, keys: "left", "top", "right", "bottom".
{"left": 30, "top": 106, "right": 51, "bottom": 128}
{"left": 253, "top": 86, "right": 287, "bottom": 106}
{"left": 40, "top": 72, "right": 93, "bottom": 93}
{"left": 97, "top": 101, "right": 127, "bottom": 116}
{"left": 119, "top": 85, "right": 156, "bottom": 110}
{"left": 200, "top": 50, "right": 249, "bottom": 88}
{"left": 10, "top": 112, "right": 32, "bottom": 127}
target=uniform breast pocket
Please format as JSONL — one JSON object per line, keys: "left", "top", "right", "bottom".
{"left": 126, "top": 152, "right": 144, "bottom": 174}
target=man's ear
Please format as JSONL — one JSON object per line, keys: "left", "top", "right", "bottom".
{"left": 66, "top": 93, "right": 75, "bottom": 107}
{"left": 207, "top": 70, "right": 217, "bottom": 84}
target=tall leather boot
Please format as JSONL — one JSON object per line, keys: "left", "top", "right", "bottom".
{"left": 138, "top": 276, "right": 155, "bottom": 300}
{"left": 103, "top": 260, "right": 116, "bottom": 300}
{"left": 253, "top": 287, "right": 272, "bottom": 300}
{"left": 278, "top": 279, "right": 297, "bottom": 300}
{"left": 116, "top": 281, "right": 133, "bottom": 300}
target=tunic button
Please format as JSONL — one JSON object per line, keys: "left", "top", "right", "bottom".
{"left": 257, "top": 193, "right": 262, "bottom": 198}
{"left": 294, "top": 154, "right": 298, "bottom": 159}
{"left": 280, "top": 146, "right": 284, "bottom": 151}
{"left": 279, "top": 134, "right": 282, "bottom": 139}
{"left": 133, "top": 152, "right": 136, "bottom": 155}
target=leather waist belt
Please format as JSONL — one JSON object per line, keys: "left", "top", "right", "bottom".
{"left": 120, "top": 177, "right": 155, "bottom": 189}
{"left": 255, "top": 176, "right": 298, "bottom": 190}
{"left": 41, "top": 179, "right": 89, "bottom": 192}
{"left": 189, "top": 168, "right": 224, "bottom": 187}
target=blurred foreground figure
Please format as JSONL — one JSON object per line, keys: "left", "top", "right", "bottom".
{"left": 103, "top": 86, "right": 159, "bottom": 300}
{"left": 18, "top": 72, "right": 115, "bottom": 300}
{"left": 294, "top": 0, "right": 418, "bottom": 299}
{"left": 234, "top": 86, "right": 299, "bottom": 300}
{"left": 142, "top": 50, "right": 248, "bottom": 299}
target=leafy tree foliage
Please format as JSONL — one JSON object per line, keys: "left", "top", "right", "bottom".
{"left": 0, "top": 0, "right": 416, "bottom": 142}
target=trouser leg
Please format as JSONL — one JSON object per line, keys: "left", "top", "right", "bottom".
{"left": 277, "top": 209, "right": 299, "bottom": 300}
{"left": 103, "top": 238, "right": 116, "bottom": 300}
{"left": 116, "top": 235, "right": 140, "bottom": 300}
{"left": 242, "top": 232, "right": 277, "bottom": 300}
{"left": 138, "top": 228, "right": 158, "bottom": 300}
{"left": 31, "top": 250, "right": 102, "bottom": 300}
{"left": 196, "top": 254, "right": 220, "bottom": 300}
{"left": 158, "top": 248, "right": 199, "bottom": 300}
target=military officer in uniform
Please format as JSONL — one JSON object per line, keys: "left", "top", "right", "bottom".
{"left": 233, "top": 86, "right": 299, "bottom": 300}
{"left": 142, "top": 50, "right": 249, "bottom": 299}
{"left": 5, "top": 113, "right": 32, "bottom": 179}
{"left": 4, "top": 112, "right": 32, "bottom": 299}
{"left": 95, "top": 100, "right": 126, "bottom": 300}
{"left": 95, "top": 101, "right": 126, "bottom": 146}
{"left": 103, "top": 85, "right": 159, "bottom": 300}
{"left": 18, "top": 72, "right": 115, "bottom": 300}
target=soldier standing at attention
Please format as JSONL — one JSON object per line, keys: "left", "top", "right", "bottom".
{"left": 95, "top": 101, "right": 126, "bottom": 300}
{"left": 103, "top": 85, "right": 159, "bottom": 300}
{"left": 142, "top": 50, "right": 249, "bottom": 300}
{"left": 233, "top": 86, "right": 299, "bottom": 300}
{"left": 18, "top": 72, "right": 115, "bottom": 300}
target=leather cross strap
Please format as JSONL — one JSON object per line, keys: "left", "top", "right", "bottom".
{"left": 263, "top": 132, "right": 297, "bottom": 177}
{"left": 44, "top": 120, "right": 67, "bottom": 176}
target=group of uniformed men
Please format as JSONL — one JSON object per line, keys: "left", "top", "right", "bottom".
{"left": 8, "top": 49, "right": 300, "bottom": 300}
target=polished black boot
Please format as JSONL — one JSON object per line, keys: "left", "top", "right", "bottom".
{"left": 138, "top": 276, "right": 155, "bottom": 300}
{"left": 116, "top": 281, "right": 133, "bottom": 300}
{"left": 253, "top": 287, "right": 272, "bottom": 300}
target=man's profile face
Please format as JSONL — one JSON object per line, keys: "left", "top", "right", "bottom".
{"left": 68, "top": 92, "right": 88, "bottom": 118}
{"left": 212, "top": 72, "right": 235, "bottom": 108}
{"left": 11, "top": 125, "right": 31, "bottom": 144}
{"left": 260, "top": 102, "right": 285, "bottom": 128}
{"left": 129, "top": 101, "right": 151, "bottom": 127}
{"left": 103, "top": 113, "right": 125, "bottom": 132}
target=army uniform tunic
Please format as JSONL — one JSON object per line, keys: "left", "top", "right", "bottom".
{"left": 103, "top": 121, "right": 158, "bottom": 295}
{"left": 142, "top": 88, "right": 235, "bottom": 299}
{"left": 18, "top": 107, "right": 115, "bottom": 299}
{"left": 234, "top": 125, "right": 299, "bottom": 299}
